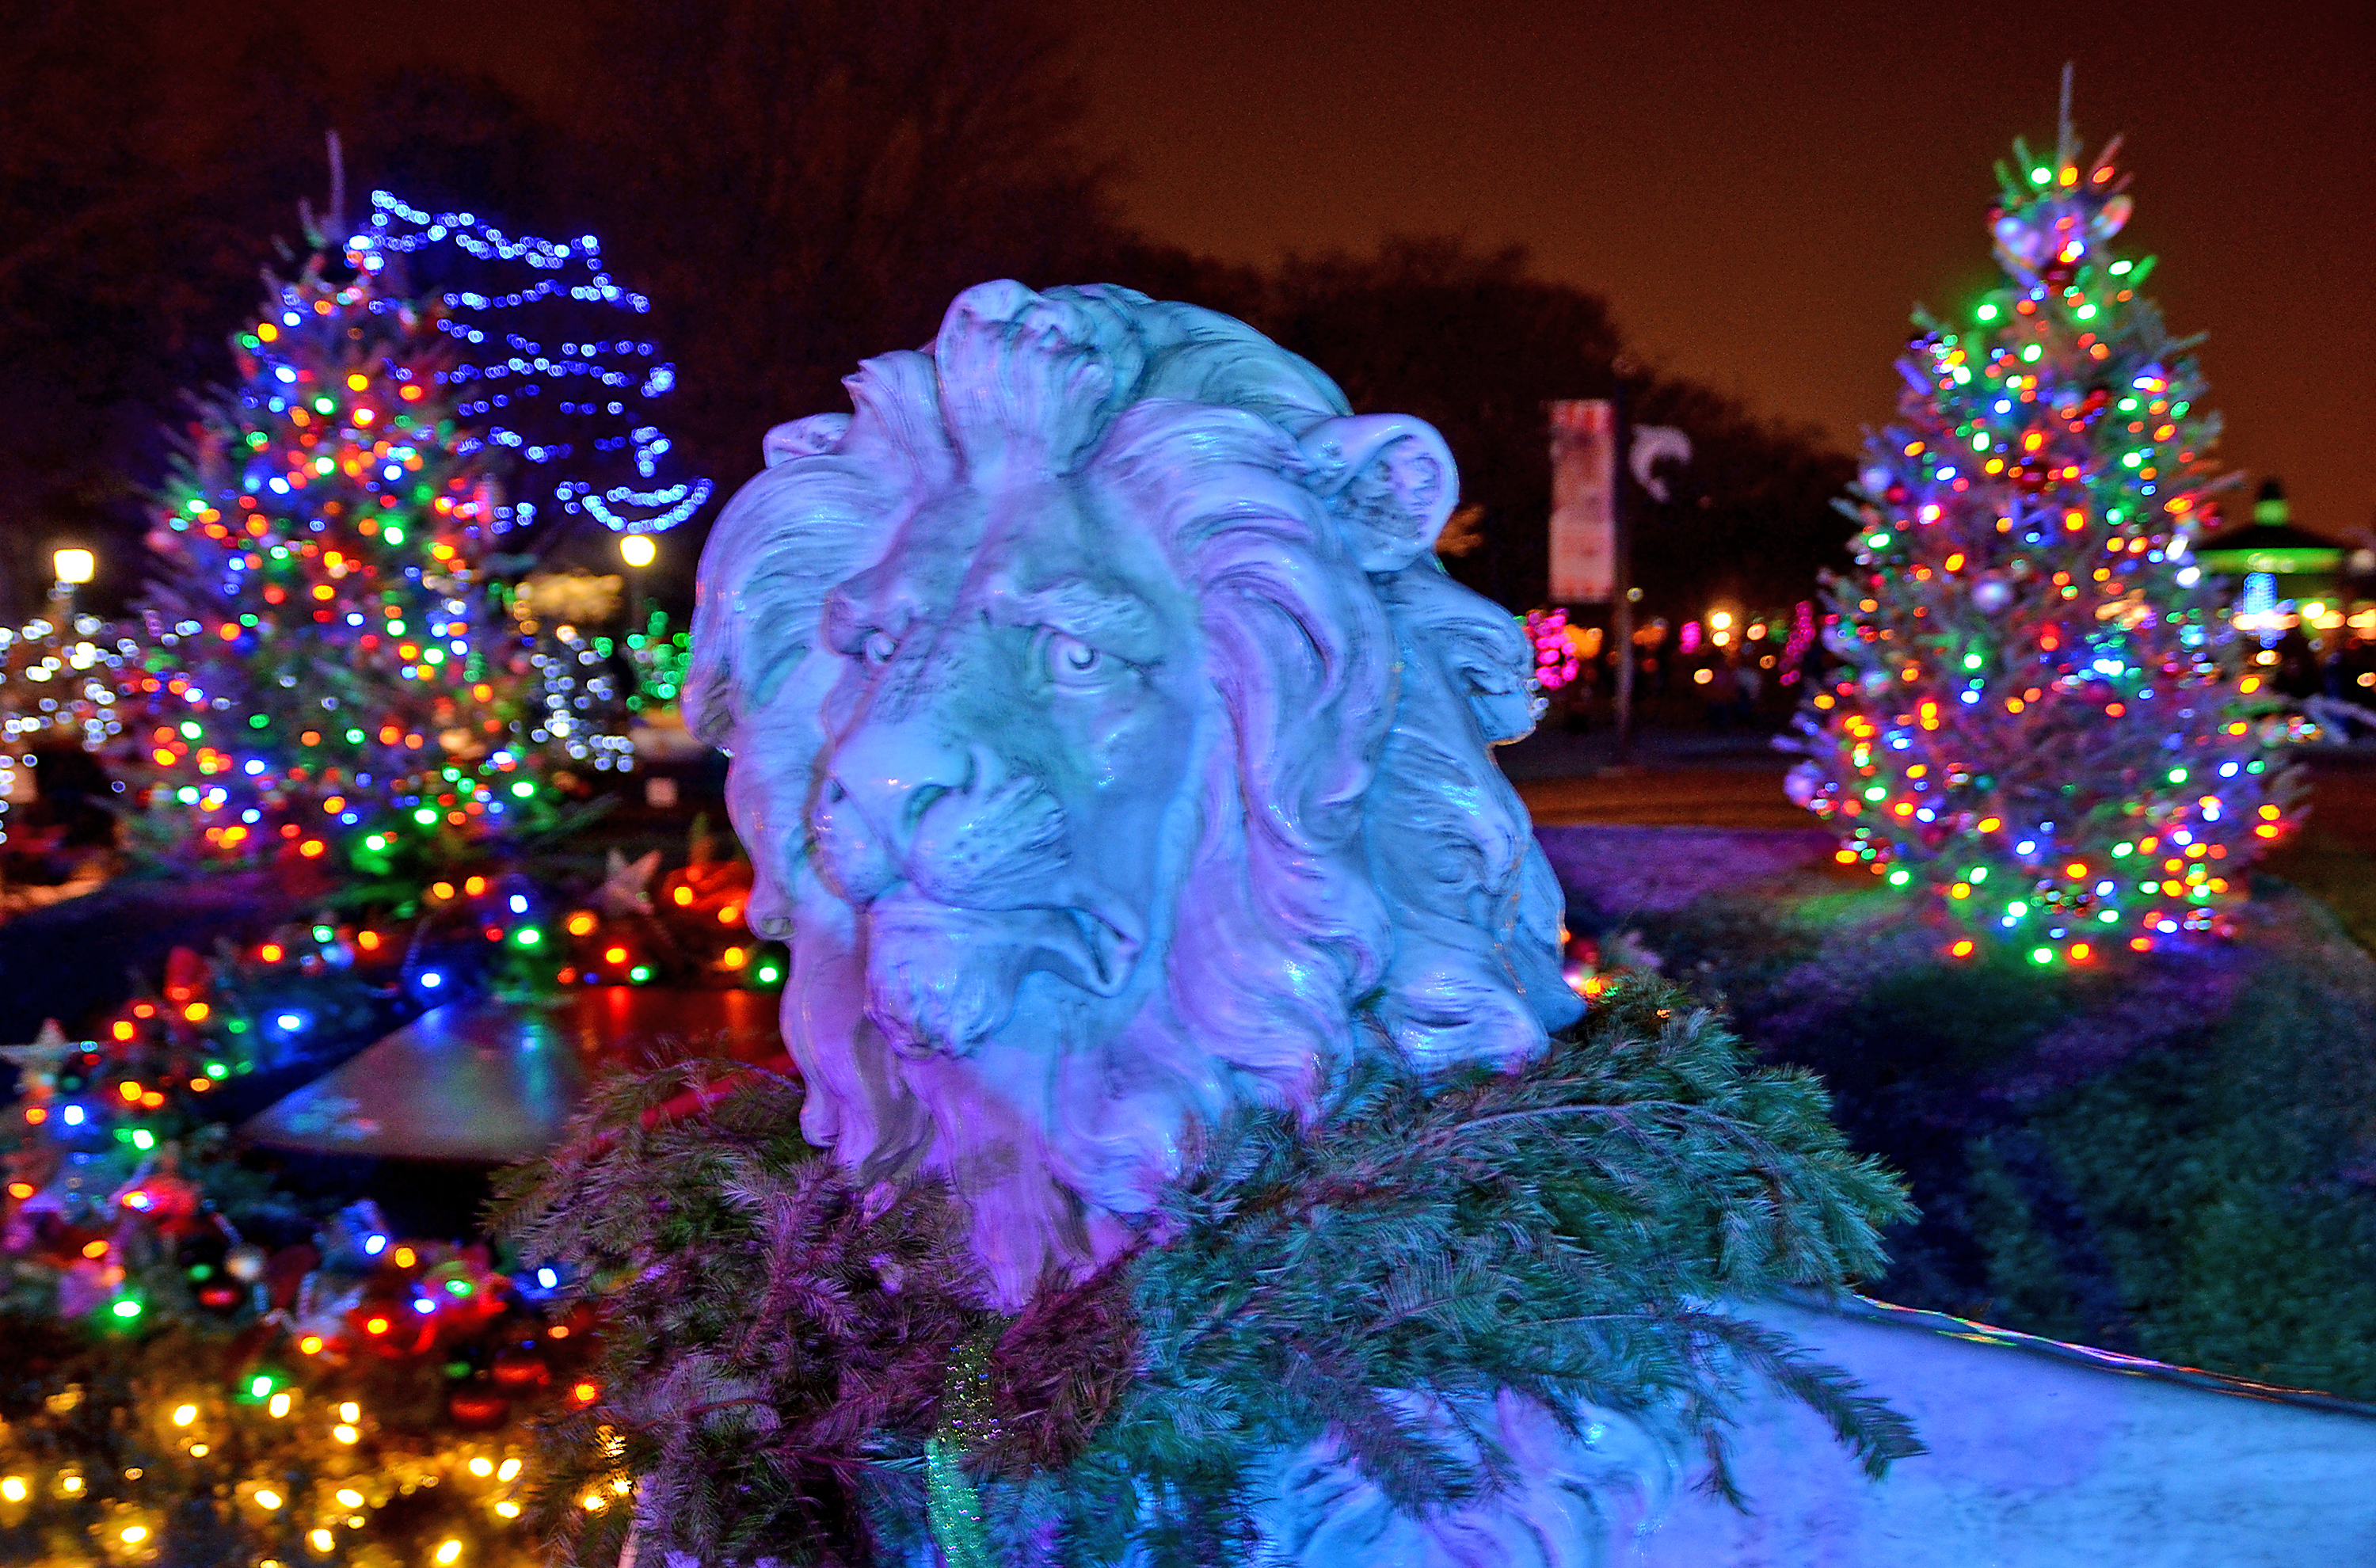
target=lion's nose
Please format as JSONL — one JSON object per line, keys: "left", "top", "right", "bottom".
{"left": 825, "top": 721, "right": 973, "bottom": 862}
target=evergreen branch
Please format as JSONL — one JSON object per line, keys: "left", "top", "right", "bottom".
{"left": 512, "top": 979, "right": 1915, "bottom": 1566}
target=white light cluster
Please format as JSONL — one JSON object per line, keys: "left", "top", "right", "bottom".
{"left": 527, "top": 625, "right": 636, "bottom": 772}
{"left": 0, "top": 617, "right": 137, "bottom": 843}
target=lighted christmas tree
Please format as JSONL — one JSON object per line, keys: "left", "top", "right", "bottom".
{"left": 1788, "top": 108, "right": 2298, "bottom": 962}
{"left": 124, "top": 252, "right": 552, "bottom": 874}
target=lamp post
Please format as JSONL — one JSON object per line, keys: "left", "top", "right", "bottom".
{"left": 51, "top": 547, "right": 94, "bottom": 614}
{"left": 1609, "top": 376, "right": 1636, "bottom": 766}
{"left": 618, "top": 532, "right": 657, "bottom": 631}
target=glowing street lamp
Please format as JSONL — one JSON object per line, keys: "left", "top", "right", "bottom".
{"left": 618, "top": 532, "right": 657, "bottom": 625}
{"left": 50, "top": 546, "right": 95, "bottom": 619}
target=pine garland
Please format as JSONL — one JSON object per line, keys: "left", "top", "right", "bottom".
{"left": 496, "top": 976, "right": 1917, "bottom": 1566}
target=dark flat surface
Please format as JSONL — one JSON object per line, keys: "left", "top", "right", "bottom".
{"left": 0, "top": 870, "right": 299, "bottom": 1041}
{"left": 242, "top": 987, "right": 786, "bottom": 1163}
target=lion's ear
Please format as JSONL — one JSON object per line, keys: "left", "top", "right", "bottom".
{"left": 1297, "top": 414, "right": 1459, "bottom": 573}
{"left": 763, "top": 414, "right": 851, "bottom": 468}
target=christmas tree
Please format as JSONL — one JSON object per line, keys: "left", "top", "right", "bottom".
{"left": 124, "top": 250, "right": 552, "bottom": 875}
{"left": 1789, "top": 106, "right": 2298, "bottom": 962}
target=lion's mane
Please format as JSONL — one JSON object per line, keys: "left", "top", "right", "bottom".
{"left": 687, "top": 282, "right": 1580, "bottom": 1296}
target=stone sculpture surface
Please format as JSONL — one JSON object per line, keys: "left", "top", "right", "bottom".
{"left": 687, "top": 280, "right": 1628, "bottom": 1561}
{"left": 688, "top": 280, "right": 1580, "bottom": 1303}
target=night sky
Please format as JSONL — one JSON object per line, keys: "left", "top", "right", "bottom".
{"left": 1055, "top": 0, "right": 2372, "bottom": 539}
{"left": 351, "top": 0, "right": 2370, "bottom": 538}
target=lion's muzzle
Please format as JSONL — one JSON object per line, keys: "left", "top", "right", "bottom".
{"left": 813, "top": 719, "right": 1140, "bottom": 1056}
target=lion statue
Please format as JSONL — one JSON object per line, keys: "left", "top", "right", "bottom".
{"left": 684, "top": 282, "right": 1658, "bottom": 1560}
{"left": 687, "top": 279, "right": 1578, "bottom": 1303}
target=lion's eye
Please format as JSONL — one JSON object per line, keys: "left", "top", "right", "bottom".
{"left": 862, "top": 630, "right": 898, "bottom": 666}
{"left": 1045, "top": 633, "right": 1105, "bottom": 683}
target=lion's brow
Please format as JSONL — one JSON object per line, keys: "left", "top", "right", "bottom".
{"left": 996, "top": 579, "right": 1163, "bottom": 660}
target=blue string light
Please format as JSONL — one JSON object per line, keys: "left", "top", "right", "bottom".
{"left": 350, "top": 192, "right": 713, "bottom": 536}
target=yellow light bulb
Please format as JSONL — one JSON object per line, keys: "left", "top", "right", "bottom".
{"left": 172, "top": 1404, "right": 197, "bottom": 1426}
{"left": 336, "top": 1489, "right": 365, "bottom": 1509}
{"left": 0, "top": 1477, "right": 25, "bottom": 1502}
{"left": 253, "top": 1488, "right": 282, "bottom": 1510}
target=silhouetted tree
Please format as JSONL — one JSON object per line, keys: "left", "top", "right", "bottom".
{"left": 569, "top": 0, "right": 1126, "bottom": 497}
{"left": 1096, "top": 238, "right": 1852, "bottom": 617}
{"left": 0, "top": 4, "right": 563, "bottom": 620}
{"left": 0, "top": 4, "right": 1851, "bottom": 631}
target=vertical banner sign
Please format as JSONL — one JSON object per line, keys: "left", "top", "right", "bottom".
{"left": 1548, "top": 399, "right": 1616, "bottom": 603}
